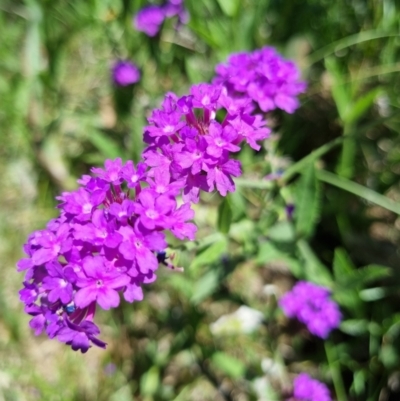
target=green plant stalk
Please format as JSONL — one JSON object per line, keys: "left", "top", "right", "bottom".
{"left": 281, "top": 137, "right": 344, "bottom": 183}
{"left": 336, "top": 124, "right": 356, "bottom": 179}
{"left": 316, "top": 169, "right": 400, "bottom": 215}
{"left": 325, "top": 341, "right": 348, "bottom": 401}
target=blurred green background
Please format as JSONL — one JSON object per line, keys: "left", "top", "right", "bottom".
{"left": 1, "top": 0, "right": 400, "bottom": 400}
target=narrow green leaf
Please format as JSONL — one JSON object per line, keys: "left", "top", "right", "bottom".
{"left": 344, "top": 87, "right": 383, "bottom": 124}
{"left": 294, "top": 163, "right": 321, "bottom": 238}
{"left": 281, "top": 136, "right": 344, "bottom": 183}
{"left": 217, "top": 196, "right": 233, "bottom": 234}
{"left": 87, "top": 129, "right": 122, "bottom": 159}
{"left": 325, "top": 57, "right": 350, "bottom": 120}
{"left": 191, "top": 270, "right": 219, "bottom": 304}
{"left": 211, "top": 352, "right": 246, "bottom": 379}
{"left": 307, "top": 30, "right": 398, "bottom": 66}
{"left": 317, "top": 169, "right": 400, "bottom": 215}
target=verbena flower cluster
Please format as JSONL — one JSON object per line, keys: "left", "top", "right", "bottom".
{"left": 133, "top": 0, "right": 188, "bottom": 37}
{"left": 17, "top": 47, "right": 304, "bottom": 352}
{"left": 112, "top": 60, "right": 141, "bottom": 87}
{"left": 214, "top": 47, "right": 307, "bottom": 114}
{"left": 279, "top": 281, "right": 342, "bottom": 338}
{"left": 291, "top": 373, "right": 331, "bottom": 401}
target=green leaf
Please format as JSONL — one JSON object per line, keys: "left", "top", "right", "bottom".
{"left": 87, "top": 129, "right": 123, "bottom": 159}
{"left": 110, "top": 385, "right": 134, "bottom": 401}
{"left": 294, "top": 163, "right": 321, "bottom": 238}
{"left": 351, "top": 370, "right": 366, "bottom": 396}
{"left": 380, "top": 344, "right": 399, "bottom": 369}
{"left": 333, "top": 248, "right": 355, "bottom": 281}
{"left": 191, "top": 270, "right": 219, "bottom": 304}
{"left": 211, "top": 352, "right": 246, "bottom": 379}
{"left": 316, "top": 169, "right": 400, "bottom": 215}
{"left": 216, "top": 0, "right": 240, "bottom": 17}
{"left": 190, "top": 237, "right": 228, "bottom": 270}
{"left": 325, "top": 57, "right": 350, "bottom": 121}
{"left": 344, "top": 87, "right": 383, "bottom": 124}
{"left": 359, "top": 287, "right": 386, "bottom": 301}
{"left": 340, "top": 265, "right": 391, "bottom": 289}
{"left": 340, "top": 319, "right": 369, "bottom": 336}
{"left": 297, "top": 239, "right": 333, "bottom": 286}
{"left": 217, "top": 196, "right": 233, "bottom": 234}
{"left": 140, "top": 366, "right": 160, "bottom": 396}
{"left": 268, "top": 221, "right": 296, "bottom": 242}
{"left": 257, "top": 241, "right": 302, "bottom": 277}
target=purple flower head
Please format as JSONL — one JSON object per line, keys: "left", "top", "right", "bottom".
{"left": 17, "top": 46, "right": 294, "bottom": 353}
{"left": 279, "top": 281, "right": 342, "bottom": 338}
{"left": 292, "top": 373, "right": 331, "bottom": 401}
{"left": 112, "top": 61, "right": 140, "bottom": 87}
{"left": 214, "top": 47, "right": 306, "bottom": 114}
{"left": 133, "top": 5, "right": 166, "bottom": 37}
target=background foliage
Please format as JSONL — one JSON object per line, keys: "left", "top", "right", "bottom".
{"left": 1, "top": 0, "right": 400, "bottom": 400}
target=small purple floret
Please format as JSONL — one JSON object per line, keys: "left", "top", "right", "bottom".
{"left": 279, "top": 281, "right": 342, "bottom": 338}
{"left": 112, "top": 61, "right": 140, "bottom": 87}
{"left": 291, "top": 373, "right": 332, "bottom": 401}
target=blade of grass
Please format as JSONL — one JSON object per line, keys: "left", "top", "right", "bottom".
{"left": 316, "top": 169, "right": 400, "bottom": 215}
{"left": 306, "top": 31, "right": 400, "bottom": 66}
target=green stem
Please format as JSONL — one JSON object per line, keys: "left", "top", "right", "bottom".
{"left": 325, "top": 341, "right": 348, "bottom": 401}
{"left": 280, "top": 136, "right": 344, "bottom": 183}
{"left": 336, "top": 124, "right": 355, "bottom": 179}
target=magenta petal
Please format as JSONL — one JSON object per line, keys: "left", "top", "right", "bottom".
{"left": 136, "top": 248, "right": 158, "bottom": 273}
{"left": 32, "top": 248, "right": 55, "bottom": 266}
{"left": 97, "top": 288, "right": 120, "bottom": 310}
{"left": 29, "top": 315, "right": 46, "bottom": 335}
{"left": 124, "top": 283, "right": 144, "bottom": 303}
{"left": 75, "top": 286, "right": 98, "bottom": 309}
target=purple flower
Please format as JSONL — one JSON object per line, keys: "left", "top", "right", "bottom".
{"left": 214, "top": 47, "right": 306, "bottom": 114}
{"left": 112, "top": 61, "right": 140, "bottom": 87}
{"left": 292, "top": 373, "right": 331, "bottom": 401}
{"left": 17, "top": 45, "right": 305, "bottom": 353}
{"left": 279, "top": 281, "right": 342, "bottom": 338}
{"left": 133, "top": 5, "right": 166, "bottom": 37}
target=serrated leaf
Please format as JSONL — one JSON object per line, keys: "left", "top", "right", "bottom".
{"left": 294, "top": 163, "right": 321, "bottom": 238}
{"left": 333, "top": 247, "right": 355, "bottom": 281}
{"left": 297, "top": 239, "right": 333, "bottom": 286}
{"left": 191, "top": 270, "right": 219, "bottom": 304}
{"left": 217, "top": 196, "right": 233, "bottom": 234}
{"left": 340, "top": 265, "right": 391, "bottom": 289}
{"left": 211, "top": 352, "right": 245, "bottom": 379}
